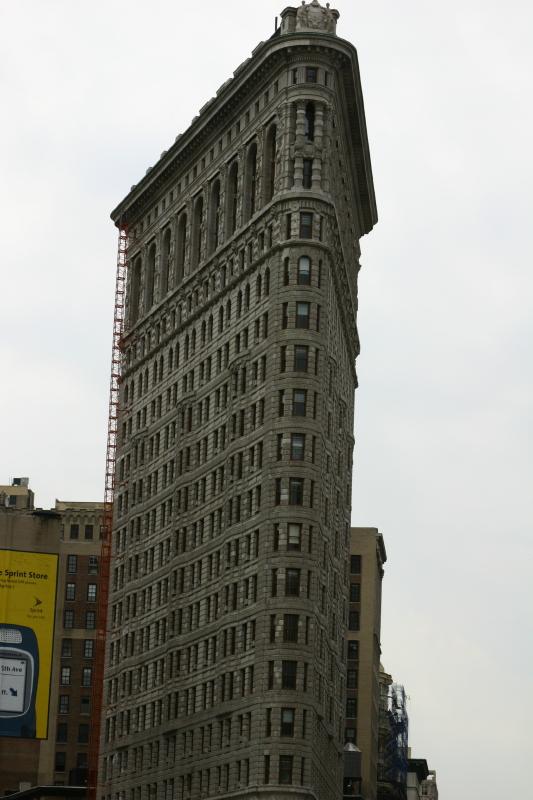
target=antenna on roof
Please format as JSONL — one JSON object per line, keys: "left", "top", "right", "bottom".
{"left": 275, "top": 16, "right": 278, "bottom": 30}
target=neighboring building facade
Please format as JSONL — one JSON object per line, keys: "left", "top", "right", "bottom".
{"left": 345, "top": 528, "right": 386, "bottom": 800}
{"left": 0, "top": 485, "right": 103, "bottom": 793}
{"left": 406, "top": 760, "right": 429, "bottom": 800}
{"left": 0, "top": 477, "right": 35, "bottom": 510}
{"left": 377, "top": 667, "right": 409, "bottom": 800}
{"left": 420, "top": 770, "right": 438, "bottom": 799}
{"left": 100, "top": 3, "right": 377, "bottom": 800}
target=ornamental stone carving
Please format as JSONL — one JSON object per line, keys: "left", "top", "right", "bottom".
{"left": 296, "top": 0, "right": 339, "bottom": 34}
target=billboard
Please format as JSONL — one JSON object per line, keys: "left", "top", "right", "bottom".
{"left": 0, "top": 549, "right": 58, "bottom": 739}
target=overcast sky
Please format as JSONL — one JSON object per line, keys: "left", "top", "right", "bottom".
{"left": 1, "top": 1, "right": 532, "bottom": 796}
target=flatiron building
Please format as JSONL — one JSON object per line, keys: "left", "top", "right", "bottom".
{"left": 100, "top": 3, "right": 377, "bottom": 799}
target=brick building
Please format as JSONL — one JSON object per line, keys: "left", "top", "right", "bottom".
{"left": 0, "top": 484, "right": 103, "bottom": 792}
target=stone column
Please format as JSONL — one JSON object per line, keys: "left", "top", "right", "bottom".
{"left": 312, "top": 102, "right": 325, "bottom": 191}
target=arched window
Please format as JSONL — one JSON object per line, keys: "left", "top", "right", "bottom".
{"left": 218, "top": 306, "right": 224, "bottom": 333}
{"left": 168, "top": 348, "right": 173, "bottom": 374}
{"left": 124, "top": 384, "right": 129, "bottom": 404}
{"left": 201, "top": 320, "right": 206, "bottom": 346}
{"left": 130, "top": 256, "right": 142, "bottom": 324}
{"left": 191, "top": 195, "right": 204, "bottom": 268}
{"left": 237, "top": 291, "right": 243, "bottom": 317}
{"left": 264, "top": 267, "right": 270, "bottom": 295}
{"left": 161, "top": 228, "right": 172, "bottom": 296}
{"left": 297, "top": 256, "right": 311, "bottom": 285}
{"left": 226, "top": 299, "right": 231, "bottom": 322}
{"left": 263, "top": 124, "right": 277, "bottom": 203}
{"left": 191, "top": 329, "right": 196, "bottom": 353}
{"left": 304, "top": 102, "right": 315, "bottom": 142}
{"left": 244, "top": 283, "right": 250, "bottom": 309}
{"left": 176, "top": 212, "right": 187, "bottom": 283}
{"left": 226, "top": 161, "right": 239, "bottom": 237}
{"left": 244, "top": 142, "right": 257, "bottom": 222}
{"left": 208, "top": 315, "right": 213, "bottom": 340}
{"left": 185, "top": 334, "right": 190, "bottom": 361}
{"left": 208, "top": 178, "right": 221, "bottom": 254}
{"left": 256, "top": 273, "right": 262, "bottom": 302}
{"left": 145, "top": 244, "right": 156, "bottom": 312}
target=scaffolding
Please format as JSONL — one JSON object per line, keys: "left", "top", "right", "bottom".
{"left": 87, "top": 225, "right": 128, "bottom": 799}
{"left": 377, "top": 682, "right": 409, "bottom": 800}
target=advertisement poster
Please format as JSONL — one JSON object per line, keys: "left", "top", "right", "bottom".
{"left": 0, "top": 549, "right": 58, "bottom": 739}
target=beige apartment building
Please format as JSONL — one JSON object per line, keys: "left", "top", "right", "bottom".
{"left": 100, "top": 3, "right": 377, "bottom": 800}
{"left": 345, "top": 528, "right": 386, "bottom": 800}
{"left": 0, "top": 479, "right": 103, "bottom": 793}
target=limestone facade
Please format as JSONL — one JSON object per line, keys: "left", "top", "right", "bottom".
{"left": 100, "top": 4, "right": 377, "bottom": 800}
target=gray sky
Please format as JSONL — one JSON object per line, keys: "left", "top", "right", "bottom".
{"left": 1, "top": 1, "right": 532, "bottom": 796}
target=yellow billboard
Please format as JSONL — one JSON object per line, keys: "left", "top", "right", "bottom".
{"left": 0, "top": 549, "right": 58, "bottom": 739}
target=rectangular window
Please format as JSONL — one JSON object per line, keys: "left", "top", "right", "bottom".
{"left": 294, "top": 345, "right": 309, "bottom": 372}
{"left": 348, "top": 611, "right": 360, "bottom": 631}
{"left": 80, "top": 696, "right": 91, "bottom": 715}
{"left": 59, "top": 695, "right": 69, "bottom": 714}
{"left": 287, "top": 523, "right": 301, "bottom": 551}
{"left": 285, "top": 569, "right": 300, "bottom": 597}
{"left": 290, "top": 434, "right": 305, "bottom": 460}
{"left": 305, "top": 66, "right": 318, "bottom": 83}
{"left": 65, "top": 583, "right": 76, "bottom": 601}
{"left": 303, "top": 158, "right": 313, "bottom": 189}
{"left": 347, "top": 668, "right": 358, "bottom": 689}
{"left": 85, "top": 611, "right": 96, "bottom": 630}
{"left": 282, "top": 302, "right": 288, "bottom": 329}
{"left": 280, "top": 346, "right": 287, "bottom": 373}
{"left": 81, "top": 667, "right": 92, "bottom": 687}
{"left": 60, "top": 666, "right": 71, "bottom": 685}
{"left": 63, "top": 610, "right": 74, "bottom": 629}
{"left": 87, "top": 583, "right": 97, "bottom": 602}
{"left": 267, "top": 661, "right": 274, "bottom": 690}
{"left": 83, "top": 639, "right": 94, "bottom": 659}
{"left": 297, "top": 256, "right": 311, "bottom": 285}
{"left": 285, "top": 213, "right": 292, "bottom": 239}
{"left": 281, "top": 660, "right": 297, "bottom": 690}
{"left": 299, "top": 212, "right": 313, "bottom": 239}
{"left": 295, "top": 302, "right": 310, "bottom": 329}
{"left": 350, "top": 583, "right": 360, "bottom": 602}
{"left": 264, "top": 754, "right": 271, "bottom": 783}
{"left": 56, "top": 722, "right": 68, "bottom": 742}
{"left": 350, "top": 555, "right": 361, "bottom": 574}
{"left": 279, "top": 754, "right": 294, "bottom": 784}
{"left": 283, "top": 614, "right": 299, "bottom": 643}
{"left": 88, "top": 556, "right": 98, "bottom": 574}
{"left": 69, "top": 523, "right": 79, "bottom": 540}
{"left": 271, "top": 568, "right": 278, "bottom": 597}
{"left": 346, "top": 698, "right": 357, "bottom": 718}
{"left": 288, "top": 478, "right": 304, "bottom": 505}
{"left": 347, "top": 640, "right": 359, "bottom": 661}
{"left": 61, "top": 639, "right": 72, "bottom": 658}
{"left": 280, "top": 708, "right": 295, "bottom": 737}
{"left": 78, "top": 723, "right": 89, "bottom": 743}
{"left": 292, "top": 389, "right": 307, "bottom": 416}
{"left": 67, "top": 554, "right": 77, "bottom": 574}
{"left": 55, "top": 752, "right": 66, "bottom": 772}
{"left": 345, "top": 727, "right": 356, "bottom": 745}
{"left": 84, "top": 524, "right": 94, "bottom": 540}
